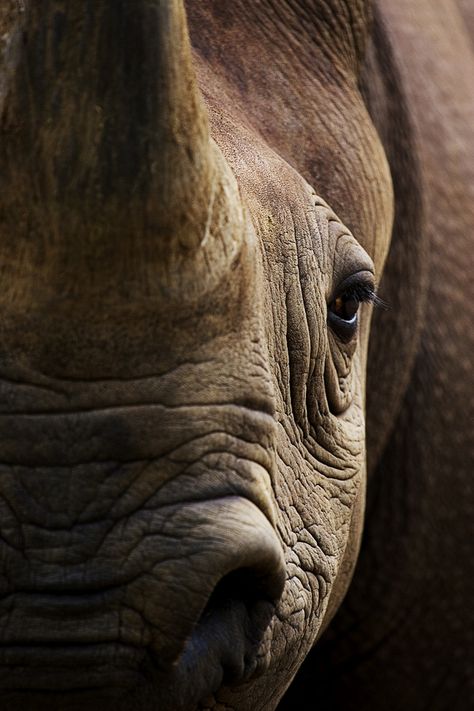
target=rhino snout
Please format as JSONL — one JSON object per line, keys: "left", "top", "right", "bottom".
{"left": 0, "top": 496, "right": 285, "bottom": 709}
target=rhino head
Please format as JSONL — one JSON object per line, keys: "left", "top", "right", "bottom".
{"left": 0, "top": 1, "right": 393, "bottom": 709}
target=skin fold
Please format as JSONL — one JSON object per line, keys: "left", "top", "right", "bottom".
{"left": 0, "top": 1, "right": 471, "bottom": 710}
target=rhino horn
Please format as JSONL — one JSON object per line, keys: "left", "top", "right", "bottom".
{"left": 0, "top": 1, "right": 243, "bottom": 297}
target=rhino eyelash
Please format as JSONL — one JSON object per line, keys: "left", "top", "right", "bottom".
{"left": 342, "top": 283, "right": 388, "bottom": 309}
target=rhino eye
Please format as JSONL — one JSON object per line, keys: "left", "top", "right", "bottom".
{"left": 328, "top": 274, "right": 378, "bottom": 343}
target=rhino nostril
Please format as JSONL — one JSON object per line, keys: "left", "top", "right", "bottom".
{"left": 204, "top": 568, "right": 280, "bottom": 657}
{"left": 204, "top": 566, "right": 283, "bottom": 617}
{"left": 152, "top": 497, "right": 286, "bottom": 702}
{"left": 191, "top": 562, "right": 285, "bottom": 687}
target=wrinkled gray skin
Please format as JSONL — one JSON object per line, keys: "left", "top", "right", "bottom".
{"left": 0, "top": 1, "right": 472, "bottom": 711}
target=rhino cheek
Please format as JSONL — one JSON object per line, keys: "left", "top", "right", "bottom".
{"left": 200, "top": 164, "right": 373, "bottom": 708}
{"left": 214, "top": 469, "right": 366, "bottom": 711}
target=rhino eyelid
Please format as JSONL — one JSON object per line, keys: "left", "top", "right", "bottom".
{"left": 328, "top": 270, "right": 377, "bottom": 305}
{"left": 337, "top": 283, "right": 382, "bottom": 308}
{"left": 335, "top": 277, "right": 388, "bottom": 311}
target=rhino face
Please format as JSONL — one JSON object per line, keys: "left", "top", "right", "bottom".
{"left": 0, "top": 1, "right": 393, "bottom": 710}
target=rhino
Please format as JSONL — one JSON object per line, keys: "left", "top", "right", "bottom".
{"left": 0, "top": 1, "right": 472, "bottom": 710}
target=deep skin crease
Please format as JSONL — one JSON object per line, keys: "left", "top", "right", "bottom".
{"left": 0, "top": 2, "right": 472, "bottom": 711}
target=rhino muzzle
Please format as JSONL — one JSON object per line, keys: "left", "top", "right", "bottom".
{"left": 0, "top": 494, "right": 285, "bottom": 710}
